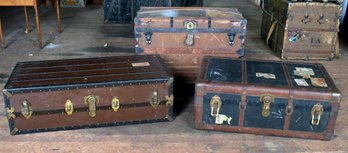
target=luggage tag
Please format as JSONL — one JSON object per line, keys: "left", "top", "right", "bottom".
{"left": 256, "top": 72, "right": 276, "bottom": 79}
{"left": 310, "top": 78, "right": 328, "bottom": 88}
{"left": 294, "top": 79, "right": 309, "bottom": 87}
{"left": 293, "top": 67, "right": 315, "bottom": 77}
{"left": 215, "top": 114, "right": 232, "bottom": 125}
{"left": 132, "top": 62, "right": 150, "bottom": 67}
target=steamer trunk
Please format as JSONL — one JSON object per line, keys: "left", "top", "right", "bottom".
{"left": 194, "top": 56, "right": 341, "bottom": 140}
{"left": 261, "top": 0, "right": 342, "bottom": 60}
{"left": 3, "top": 55, "right": 174, "bottom": 135}
{"left": 134, "top": 7, "right": 247, "bottom": 82}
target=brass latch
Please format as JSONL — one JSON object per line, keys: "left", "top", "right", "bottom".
{"left": 311, "top": 103, "right": 324, "bottom": 126}
{"left": 184, "top": 21, "right": 197, "bottom": 46}
{"left": 65, "top": 99, "right": 74, "bottom": 115}
{"left": 84, "top": 95, "right": 99, "bottom": 117}
{"left": 166, "top": 95, "right": 174, "bottom": 106}
{"left": 210, "top": 95, "right": 222, "bottom": 117}
{"left": 21, "top": 100, "right": 33, "bottom": 119}
{"left": 260, "top": 94, "right": 274, "bottom": 117}
{"left": 7, "top": 107, "right": 16, "bottom": 119}
{"left": 111, "top": 97, "right": 120, "bottom": 112}
{"left": 150, "top": 91, "right": 160, "bottom": 109}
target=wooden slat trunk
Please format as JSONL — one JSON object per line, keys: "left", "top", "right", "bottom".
{"left": 3, "top": 55, "right": 174, "bottom": 135}
{"left": 134, "top": 7, "right": 247, "bottom": 82}
{"left": 194, "top": 56, "right": 341, "bottom": 140}
{"left": 261, "top": 0, "right": 342, "bottom": 60}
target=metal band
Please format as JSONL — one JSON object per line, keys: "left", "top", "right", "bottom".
{"left": 11, "top": 118, "right": 170, "bottom": 135}
{"left": 6, "top": 79, "right": 169, "bottom": 94}
{"left": 135, "top": 28, "right": 246, "bottom": 34}
{"left": 12, "top": 101, "right": 168, "bottom": 117}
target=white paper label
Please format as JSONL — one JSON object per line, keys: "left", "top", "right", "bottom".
{"left": 256, "top": 73, "right": 276, "bottom": 79}
{"left": 294, "top": 67, "right": 315, "bottom": 77}
{"left": 131, "top": 62, "right": 150, "bottom": 67}
{"left": 215, "top": 114, "right": 232, "bottom": 125}
{"left": 294, "top": 79, "right": 309, "bottom": 86}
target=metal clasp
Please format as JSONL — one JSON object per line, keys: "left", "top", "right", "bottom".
{"left": 301, "top": 12, "right": 312, "bottom": 24}
{"left": 150, "top": 91, "right": 160, "bottom": 109}
{"left": 260, "top": 94, "right": 274, "bottom": 117}
{"left": 7, "top": 107, "right": 16, "bottom": 119}
{"left": 228, "top": 33, "right": 236, "bottom": 45}
{"left": 111, "top": 97, "right": 120, "bottom": 112}
{"left": 165, "top": 95, "right": 174, "bottom": 106}
{"left": 145, "top": 31, "right": 153, "bottom": 45}
{"left": 318, "top": 13, "right": 325, "bottom": 24}
{"left": 184, "top": 21, "right": 197, "bottom": 46}
{"left": 84, "top": 95, "right": 99, "bottom": 117}
{"left": 65, "top": 99, "right": 74, "bottom": 115}
{"left": 185, "top": 33, "right": 194, "bottom": 46}
{"left": 21, "top": 100, "right": 33, "bottom": 119}
{"left": 311, "top": 103, "right": 324, "bottom": 126}
{"left": 210, "top": 95, "right": 222, "bottom": 117}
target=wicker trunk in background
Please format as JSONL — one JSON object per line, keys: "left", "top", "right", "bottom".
{"left": 103, "top": 0, "right": 202, "bottom": 23}
{"left": 261, "top": 0, "right": 342, "bottom": 60}
{"left": 134, "top": 7, "right": 247, "bottom": 82}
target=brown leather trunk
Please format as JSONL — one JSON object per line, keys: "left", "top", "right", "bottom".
{"left": 194, "top": 56, "right": 341, "bottom": 140}
{"left": 261, "top": 0, "right": 341, "bottom": 60}
{"left": 134, "top": 7, "right": 247, "bottom": 82}
{"left": 3, "top": 55, "right": 174, "bottom": 135}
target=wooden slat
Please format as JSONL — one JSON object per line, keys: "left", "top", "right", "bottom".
{"left": 12, "top": 66, "right": 163, "bottom": 81}
{"left": 0, "top": 0, "right": 35, "bottom": 6}
{"left": 7, "top": 55, "right": 169, "bottom": 88}
{"left": 17, "top": 55, "right": 155, "bottom": 68}
{"left": 9, "top": 72, "right": 168, "bottom": 88}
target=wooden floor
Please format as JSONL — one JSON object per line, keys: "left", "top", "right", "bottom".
{"left": 0, "top": 1, "right": 348, "bottom": 152}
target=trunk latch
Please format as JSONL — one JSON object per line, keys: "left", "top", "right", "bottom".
{"left": 84, "top": 95, "right": 99, "bottom": 117}
{"left": 111, "top": 97, "right": 120, "bottom": 112}
{"left": 228, "top": 33, "right": 236, "bottom": 45}
{"left": 150, "top": 91, "right": 160, "bottom": 109}
{"left": 210, "top": 95, "right": 222, "bottom": 117}
{"left": 311, "top": 103, "right": 324, "bottom": 126}
{"left": 145, "top": 31, "right": 153, "bottom": 45}
{"left": 184, "top": 21, "right": 197, "bottom": 46}
{"left": 65, "top": 99, "right": 74, "bottom": 115}
{"left": 21, "top": 100, "right": 33, "bottom": 119}
{"left": 260, "top": 94, "right": 274, "bottom": 117}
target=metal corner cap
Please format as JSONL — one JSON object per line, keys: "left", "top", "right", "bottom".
{"left": 332, "top": 92, "right": 342, "bottom": 103}
{"left": 2, "top": 89, "right": 12, "bottom": 98}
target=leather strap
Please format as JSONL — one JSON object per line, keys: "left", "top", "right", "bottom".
{"left": 335, "top": 37, "right": 340, "bottom": 58}
{"left": 266, "top": 21, "right": 277, "bottom": 45}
